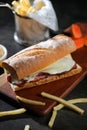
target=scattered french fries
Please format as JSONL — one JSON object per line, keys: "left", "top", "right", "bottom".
{"left": 48, "top": 98, "right": 87, "bottom": 128}
{"left": 54, "top": 98, "right": 87, "bottom": 111}
{"left": 0, "top": 90, "right": 87, "bottom": 129}
{"left": 41, "top": 92, "right": 84, "bottom": 115}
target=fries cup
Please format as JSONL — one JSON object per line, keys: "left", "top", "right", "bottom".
{"left": 14, "top": 13, "right": 50, "bottom": 46}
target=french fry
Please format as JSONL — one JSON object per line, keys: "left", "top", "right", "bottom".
{"left": 16, "top": 95, "right": 46, "bottom": 106}
{"left": 27, "top": 6, "right": 33, "bottom": 13}
{"left": 20, "top": 0, "right": 31, "bottom": 8}
{"left": 48, "top": 110, "right": 57, "bottom": 128}
{"left": 36, "top": 0, "right": 45, "bottom": 10}
{"left": 19, "top": 0, "right": 30, "bottom": 13}
{"left": 24, "top": 125, "right": 30, "bottom": 130}
{"left": 12, "top": 1, "right": 19, "bottom": 8}
{"left": 16, "top": 6, "right": 27, "bottom": 16}
{"left": 0, "top": 108, "right": 26, "bottom": 117}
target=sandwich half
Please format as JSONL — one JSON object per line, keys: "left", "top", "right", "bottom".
{"left": 1, "top": 34, "right": 82, "bottom": 91}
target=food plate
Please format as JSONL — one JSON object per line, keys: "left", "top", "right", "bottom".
{"left": 0, "top": 47, "right": 87, "bottom": 116}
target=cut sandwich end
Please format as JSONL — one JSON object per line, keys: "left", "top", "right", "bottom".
{"left": 2, "top": 62, "right": 18, "bottom": 80}
{"left": 14, "top": 64, "right": 82, "bottom": 91}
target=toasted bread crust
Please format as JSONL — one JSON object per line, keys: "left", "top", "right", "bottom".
{"left": 2, "top": 35, "right": 76, "bottom": 80}
{"left": 14, "top": 64, "right": 82, "bottom": 91}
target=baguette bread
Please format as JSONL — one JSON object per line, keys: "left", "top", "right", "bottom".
{"left": 1, "top": 34, "right": 82, "bottom": 91}
{"left": 2, "top": 34, "right": 76, "bottom": 80}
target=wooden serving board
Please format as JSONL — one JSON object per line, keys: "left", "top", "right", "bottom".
{"left": 0, "top": 47, "right": 87, "bottom": 116}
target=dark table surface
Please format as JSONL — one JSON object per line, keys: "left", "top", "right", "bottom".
{"left": 0, "top": 1, "right": 87, "bottom": 130}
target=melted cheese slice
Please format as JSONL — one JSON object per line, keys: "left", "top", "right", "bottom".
{"left": 25, "top": 54, "right": 75, "bottom": 82}
{"left": 42, "top": 54, "right": 75, "bottom": 74}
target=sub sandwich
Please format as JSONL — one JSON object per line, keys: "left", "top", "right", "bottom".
{"left": 1, "top": 35, "right": 82, "bottom": 91}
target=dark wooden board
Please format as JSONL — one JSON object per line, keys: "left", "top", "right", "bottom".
{"left": 0, "top": 47, "right": 87, "bottom": 116}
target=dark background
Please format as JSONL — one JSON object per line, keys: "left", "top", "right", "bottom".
{"left": 0, "top": 0, "right": 87, "bottom": 130}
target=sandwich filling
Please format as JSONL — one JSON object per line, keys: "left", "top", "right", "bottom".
{"left": 24, "top": 54, "right": 75, "bottom": 81}
{"left": 7, "top": 54, "right": 77, "bottom": 87}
